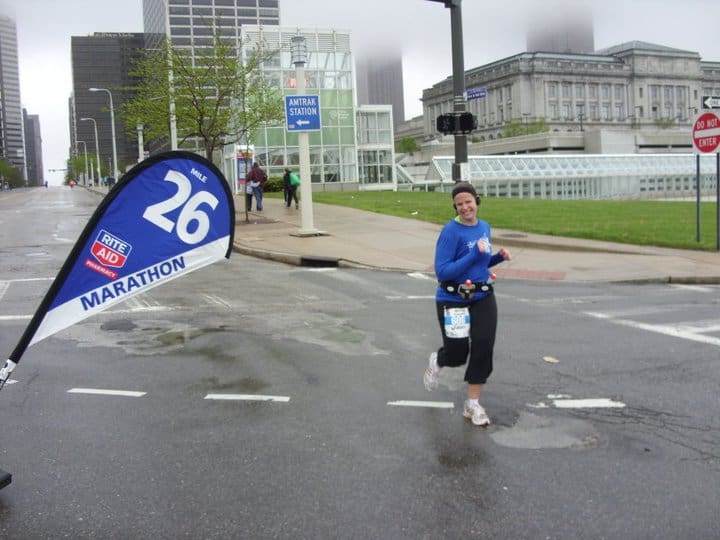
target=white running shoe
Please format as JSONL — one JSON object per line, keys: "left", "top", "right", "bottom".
{"left": 463, "top": 401, "right": 490, "bottom": 426}
{"left": 423, "top": 352, "right": 440, "bottom": 391}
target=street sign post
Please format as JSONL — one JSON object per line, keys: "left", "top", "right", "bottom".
{"left": 285, "top": 95, "right": 321, "bottom": 132}
{"left": 702, "top": 95, "right": 720, "bottom": 109}
{"left": 692, "top": 112, "right": 720, "bottom": 154}
{"left": 691, "top": 111, "right": 720, "bottom": 250}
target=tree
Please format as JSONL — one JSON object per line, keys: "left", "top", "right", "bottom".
{"left": 397, "top": 136, "right": 420, "bottom": 154}
{"left": 121, "top": 29, "right": 284, "bottom": 163}
{"left": 502, "top": 118, "right": 550, "bottom": 138}
{"left": 0, "top": 159, "right": 22, "bottom": 187}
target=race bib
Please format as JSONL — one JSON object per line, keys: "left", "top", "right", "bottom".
{"left": 444, "top": 307, "right": 470, "bottom": 338}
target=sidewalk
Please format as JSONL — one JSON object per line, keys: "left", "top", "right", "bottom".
{"left": 233, "top": 196, "right": 720, "bottom": 284}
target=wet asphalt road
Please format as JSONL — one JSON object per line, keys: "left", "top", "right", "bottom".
{"left": 0, "top": 188, "right": 718, "bottom": 539}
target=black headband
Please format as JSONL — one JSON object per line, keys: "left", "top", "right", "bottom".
{"left": 451, "top": 182, "right": 478, "bottom": 199}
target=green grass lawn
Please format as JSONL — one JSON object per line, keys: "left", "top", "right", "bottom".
{"left": 303, "top": 191, "right": 719, "bottom": 251}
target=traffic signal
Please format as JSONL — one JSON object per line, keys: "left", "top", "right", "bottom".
{"left": 436, "top": 114, "right": 455, "bottom": 134}
{"left": 457, "top": 112, "right": 477, "bottom": 133}
{"left": 436, "top": 112, "right": 477, "bottom": 135}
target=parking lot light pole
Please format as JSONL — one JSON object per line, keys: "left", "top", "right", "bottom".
{"left": 80, "top": 117, "right": 101, "bottom": 184}
{"left": 89, "top": 87, "right": 119, "bottom": 180}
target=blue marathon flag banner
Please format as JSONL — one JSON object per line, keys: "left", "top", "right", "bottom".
{"left": 1, "top": 151, "right": 235, "bottom": 384}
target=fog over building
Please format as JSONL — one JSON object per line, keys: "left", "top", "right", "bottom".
{"left": 525, "top": 2, "right": 594, "bottom": 53}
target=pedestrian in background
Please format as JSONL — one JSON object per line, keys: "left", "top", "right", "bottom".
{"left": 246, "top": 162, "right": 268, "bottom": 212}
{"left": 423, "top": 182, "right": 511, "bottom": 427}
{"left": 286, "top": 169, "right": 300, "bottom": 209}
{"left": 283, "top": 167, "right": 292, "bottom": 207}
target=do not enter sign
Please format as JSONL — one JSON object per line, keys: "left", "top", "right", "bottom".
{"left": 692, "top": 112, "right": 720, "bottom": 153}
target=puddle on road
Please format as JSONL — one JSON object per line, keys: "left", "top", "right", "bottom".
{"left": 490, "top": 411, "right": 602, "bottom": 450}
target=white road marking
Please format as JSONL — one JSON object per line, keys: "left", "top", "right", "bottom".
{"left": 203, "top": 294, "right": 232, "bottom": 308}
{"left": 385, "top": 295, "right": 435, "bottom": 300}
{"left": 0, "top": 277, "right": 53, "bottom": 302}
{"left": 528, "top": 397, "right": 626, "bottom": 409}
{"left": 553, "top": 398, "right": 626, "bottom": 409}
{"left": 407, "top": 272, "right": 435, "bottom": 281}
{"left": 0, "top": 315, "right": 32, "bottom": 321}
{"left": 204, "top": 394, "right": 290, "bottom": 402}
{"left": 585, "top": 311, "right": 720, "bottom": 348}
{"left": 387, "top": 400, "right": 454, "bottom": 409}
{"left": 68, "top": 388, "right": 146, "bottom": 397}
{"left": 669, "top": 284, "right": 717, "bottom": 293}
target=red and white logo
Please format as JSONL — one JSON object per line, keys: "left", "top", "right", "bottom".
{"left": 90, "top": 229, "right": 132, "bottom": 268}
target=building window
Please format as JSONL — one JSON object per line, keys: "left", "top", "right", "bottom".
{"left": 639, "top": 87, "right": 644, "bottom": 98}
{"left": 614, "top": 85, "right": 624, "bottom": 100}
{"left": 615, "top": 104, "right": 625, "bottom": 120}
{"left": 602, "top": 104, "right": 610, "bottom": 120}
{"left": 575, "top": 84, "right": 585, "bottom": 99}
{"left": 547, "top": 82, "right": 557, "bottom": 98}
{"left": 601, "top": 84, "right": 610, "bottom": 100}
{"left": 588, "top": 84, "right": 598, "bottom": 99}
{"left": 562, "top": 83, "right": 571, "bottom": 98}
{"left": 562, "top": 103, "right": 571, "bottom": 120}
{"left": 590, "top": 103, "right": 599, "bottom": 120}
{"left": 549, "top": 103, "right": 558, "bottom": 120}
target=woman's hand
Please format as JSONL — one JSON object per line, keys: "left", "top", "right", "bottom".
{"left": 497, "top": 247, "right": 511, "bottom": 261}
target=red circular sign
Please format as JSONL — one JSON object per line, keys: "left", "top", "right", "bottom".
{"left": 692, "top": 112, "right": 720, "bottom": 153}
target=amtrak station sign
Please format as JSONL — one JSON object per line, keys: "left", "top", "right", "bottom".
{"left": 285, "top": 95, "right": 321, "bottom": 132}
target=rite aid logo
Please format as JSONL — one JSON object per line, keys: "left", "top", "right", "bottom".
{"left": 91, "top": 229, "right": 132, "bottom": 268}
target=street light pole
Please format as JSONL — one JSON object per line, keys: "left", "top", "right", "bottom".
{"left": 80, "top": 117, "right": 102, "bottom": 184}
{"left": 76, "top": 140, "right": 89, "bottom": 185}
{"left": 136, "top": 123, "right": 144, "bottom": 163}
{"left": 89, "top": 87, "right": 119, "bottom": 180}
{"left": 291, "top": 35, "right": 322, "bottom": 236}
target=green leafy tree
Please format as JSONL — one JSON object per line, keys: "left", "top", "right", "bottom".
{"left": 396, "top": 136, "right": 420, "bottom": 154}
{"left": 502, "top": 118, "right": 550, "bottom": 138}
{"left": 0, "top": 159, "right": 22, "bottom": 187}
{"left": 121, "top": 29, "right": 284, "bottom": 163}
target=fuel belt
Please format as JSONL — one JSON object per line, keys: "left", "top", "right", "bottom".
{"left": 439, "top": 280, "right": 493, "bottom": 300}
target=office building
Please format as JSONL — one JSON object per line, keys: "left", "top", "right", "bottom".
{"left": 526, "top": 2, "right": 594, "bottom": 54}
{"left": 143, "top": 0, "right": 280, "bottom": 52}
{"left": 0, "top": 15, "right": 26, "bottom": 178}
{"left": 355, "top": 48, "right": 405, "bottom": 128}
{"left": 71, "top": 32, "right": 146, "bottom": 176}
{"left": 23, "top": 109, "right": 43, "bottom": 186}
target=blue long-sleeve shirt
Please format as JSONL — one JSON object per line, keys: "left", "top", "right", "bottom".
{"left": 434, "top": 217, "right": 504, "bottom": 303}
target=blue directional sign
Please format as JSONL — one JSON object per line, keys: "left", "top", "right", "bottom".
{"left": 285, "top": 94, "right": 321, "bottom": 131}
{"left": 466, "top": 87, "right": 487, "bottom": 101}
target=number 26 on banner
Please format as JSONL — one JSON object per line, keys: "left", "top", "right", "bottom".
{"left": 143, "top": 169, "right": 219, "bottom": 245}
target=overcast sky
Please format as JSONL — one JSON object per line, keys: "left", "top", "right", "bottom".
{"left": 3, "top": 0, "right": 720, "bottom": 185}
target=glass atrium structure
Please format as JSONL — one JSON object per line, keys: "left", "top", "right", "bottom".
{"left": 406, "top": 154, "right": 719, "bottom": 199}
